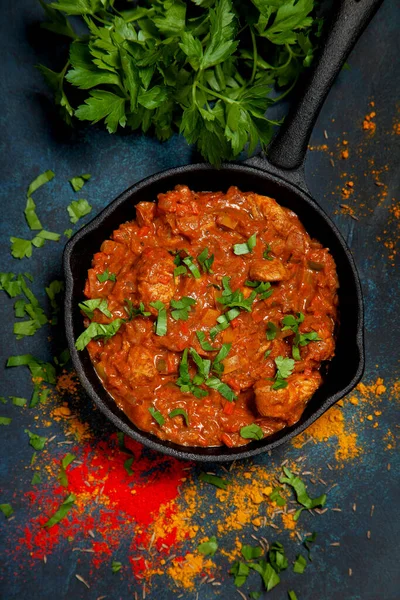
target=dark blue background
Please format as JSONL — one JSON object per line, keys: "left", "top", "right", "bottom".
{"left": 0, "top": 1, "right": 399, "bottom": 599}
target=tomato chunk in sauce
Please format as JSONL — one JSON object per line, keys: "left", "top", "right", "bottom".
{"left": 82, "top": 186, "right": 338, "bottom": 448}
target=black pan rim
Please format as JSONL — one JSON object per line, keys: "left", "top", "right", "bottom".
{"left": 64, "top": 161, "right": 365, "bottom": 462}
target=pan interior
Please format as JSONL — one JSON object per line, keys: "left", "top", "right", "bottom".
{"left": 64, "top": 164, "right": 363, "bottom": 461}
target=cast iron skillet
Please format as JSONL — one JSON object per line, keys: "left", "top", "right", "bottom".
{"left": 64, "top": 0, "right": 383, "bottom": 462}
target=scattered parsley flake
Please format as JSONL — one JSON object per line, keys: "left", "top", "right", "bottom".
{"left": 25, "top": 429, "right": 47, "bottom": 450}
{"left": 197, "top": 248, "right": 214, "bottom": 273}
{"left": 148, "top": 406, "right": 165, "bottom": 427}
{"left": 293, "top": 554, "right": 307, "bottom": 574}
{"left": 233, "top": 233, "right": 257, "bottom": 255}
{"left": 280, "top": 467, "right": 326, "bottom": 520}
{"left": 75, "top": 319, "right": 124, "bottom": 350}
{"left": 196, "top": 331, "right": 217, "bottom": 351}
{"left": 0, "top": 504, "right": 14, "bottom": 518}
{"left": 197, "top": 536, "right": 218, "bottom": 556}
{"left": 97, "top": 269, "right": 116, "bottom": 283}
{"left": 240, "top": 424, "right": 263, "bottom": 440}
{"left": 199, "top": 472, "right": 228, "bottom": 490}
{"left": 111, "top": 560, "right": 123, "bottom": 574}
{"left": 24, "top": 197, "right": 43, "bottom": 230}
{"left": 0, "top": 417, "right": 11, "bottom": 425}
{"left": 43, "top": 493, "right": 76, "bottom": 528}
{"left": 124, "top": 457, "right": 134, "bottom": 476}
{"left": 27, "top": 170, "right": 55, "bottom": 197}
{"left": 169, "top": 408, "right": 189, "bottom": 426}
{"left": 58, "top": 453, "right": 76, "bottom": 487}
{"left": 241, "top": 545, "right": 263, "bottom": 561}
{"left": 69, "top": 173, "right": 91, "bottom": 192}
{"left": 272, "top": 356, "right": 295, "bottom": 390}
{"left": 170, "top": 296, "right": 196, "bottom": 321}
{"left": 67, "top": 198, "right": 92, "bottom": 224}
{"left": 149, "top": 300, "right": 167, "bottom": 336}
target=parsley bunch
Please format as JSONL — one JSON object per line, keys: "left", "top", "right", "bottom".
{"left": 38, "top": 0, "right": 321, "bottom": 165}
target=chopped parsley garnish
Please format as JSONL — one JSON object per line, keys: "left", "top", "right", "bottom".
{"left": 169, "top": 408, "right": 189, "bottom": 426}
{"left": 111, "top": 560, "right": 123, "bottom": 574}
{"left": 205, "top": 376, "right": 237, "bottom": 402}
{"left": 303, "top": 532, "right": 317, "bottom": 560}
{"left": 199, "top": 472, "right": 228, "bottom": 490}
{"left": 269, "top": 487, "right": 286, "bottom": 507}
{"left": 272, "top": 356, "right": 295, "bottom": 390}
{"left": 64, "top": 229, "right": 73, "bottom": 239}
{"left": 0, "top": 417, "right": 11, "bottom": 426}
{"left": 150, "top": 300, "right": 167, "bottom": 336}
{"left": 268, "top": 542, "right": 288, "bottom": 573}
{"left": 266, "top": 322, "right": 278, "bottom": 340}
{"left": 43, "top": 493, "right": 76, "bottom": 528}
{"left": 27, "top": 170, "right": 55, "bottom": 197}
{"left": 58, "top": 453, "right": 76, "bottom": 487}
{"left": 173, "top": 265, "right": 188, "bottom": 277}
{"left": 211, "top": 343, "right": 232, "bottom": 376}
{"left": 210, "top": 307, "right": 240, "bottom": 340}
{"left": 46, "top": 279, "right": 64, "bottom": 324}
{"left": 124, "top": 458, "right": 134, "bottom": 476}
{"left": 281, "top": 312, "right": 320, "bottom": 360}
{"left": 7, "top": 354, "right": 56, "bottom": 384}
{"left": 197, "top": 536, "right": 218, "bottom": 556}
{"left": 148, "top": 406, "right": 165, "bottom": 427}
{"left": 24, "top": 197, "right": 42, "bottom": 230}
{"left": 233, "top": 233, "right": 257, "bottom": 255}
{"left": 249, "top": 560, "right": 280, "bottom": 591}
{"left": 197, "top": 248, "right": 214, "bottom": 273}
{"left": 182, "top": 255, "right": 201, "bottom": 279}
{"left": 0, "top": 504, "right": 14, "bottom": 518}
{"left": 280, "top": 467, "right": 327, "bottom": 520}
{"left": 69, "top": 173, "right": 91, "bottom": 192}
{"left": 217, "top": 277, "right": 256, "bottom": 311}
{"left": 124, "top": 300, "right": 150, "bottom": 320}
{"left": 240, "top": 424, "right": 263, "bottom": 440}
{"left": 75, "top": 319, "right": 124, "bottom": 350}
{"left": 170, "top": 296, "right": 196, "bottom": 321}
{"left": 263, "top": 244, "right": 273, "bottom": 260}
{"left": 196, "top": 331, "right": 217, "bottom": 351}
{"left": 10, "top": 237, "right": 34, "bottom": 259}
{"left": 25, "top": 429, "right": 47, "bottom": 450}
{"left": 176, "top": 348, "right": 208, "bottom": 399}
{"left": 293, "top": 554, "right": 307, "bottom": 574}
{"left": 31, "top": 472, "right": 41, "bottom": 485}
{"left": 244, "top": 280, "right": 273, "bottom": 300}
{"left": 97, "top": 269, "right": 116, "bottom": 283}
{"left": 0, "top": 272, "right": 24, "bottom": 297}
{"left": 288, "top": 592, "right": 299, "bottom": 600}
{"left": 67, "top": 198, "right": 92, "bottom": 224}
{"left": 11, "top": 397, "right": 28, "bottom": 407}
{"left": 241, "top": 545, "right": 263, "bottom": 561}
{"left": 79, "top": 298, "right": 112, "bottom": 320}
{"left": 230, "top": 561, "right": 250, "bottom": 587}
{"left": 32, "top": 230, "right": 61, "bottom": 246}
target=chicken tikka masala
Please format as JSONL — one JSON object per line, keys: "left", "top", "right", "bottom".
{"left": 77, "top": 185, "right": 338, "bottom": 447}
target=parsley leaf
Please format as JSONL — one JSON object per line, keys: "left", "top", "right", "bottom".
{"left": 10, "top": 237, "right": 33, "bottom": 259}
{"left": 79, "top": 298, "right": 112, "bottom": 319}
{"left": 75, "top": 90, "right": 126, "bottom": 133}
{"left": 111, "top": 561, "right": 123, "bottom": 574}
{"left": 240, "top": 423, "right": 263, "bottom": 440}
{"left": 75, "top": 319, "right": 124, "bottom": 350}
{"left": 269, "top": 487, "right": 286, "bottom": 507}
{"left": 293, "top": 554, "right": 307, "bottom": 574}
{"left": 0, "top": 504, "right": 14, "bottom": 518}
{"left": 97, "top": 269, "right": 116, "bottom": 283}
{"left": 230, "top": 561, "right": 250, "bottom": 587}
{"left": 241, "top": 545, "right": 263, "bottom": 561}
{"left": 169, "top": 408, "right": 189, "bottom": 427}
{"left": 196, "top": 331, "right": 217, "bottom": 351}
{"left": 27, "top": 170, "right": 55, "bottom": 197}
{"left": 233, "top": 233, "right": 257, "bottom": 255}
{"left": 0, "top": 417, "right": 11, "bottom": 426}
{"left": 170, "top": 296, "right": 196, "bottom": 321}
{"left": 280, "top": 467, "right": 327, "bottom": 520}
{"left": 303, "top": 531, "right": 317, "bottom": 560}
{"left": 266, "top": 321, "right": 278, "bottom": 340}
{"left": 24, "top": 197, "right": 42, "bottom": 230}
{"left": 58, "top": 453, "right": 76, "bottom": 487}
{"left": 198, "top": 536, "right": 218, "bottom": 557}
{"left": 25, "top": 429, "right": 47, "bottom": 451}
{"left": 288, "top": 592, "right": 299, "bottom": 600}
{"left": 197, "top": 248, "right": 214, "bottom": 273}
{"left": 249, "top": 560, "right": 280, "bottom": 591}
{"left": 150, "top": 300, "right": 167, "bottom": 336}
{"left": 272, "top": 356, "right": 294, "bottom": 390}
{"left": 69, "top": 173, "right": 91, "bottom": 192}
{"left": 67, "top": 199, "right": 92, "bottom": 224}
{"left": 205, "top": 376, "right": 237, "bottom": 402}
{"left": 263, "top": 244, "right": 273, "bottom": 260}
{"left": 269, "top": 542, "right": 288, "bottom": 573}
{"left": 7, "top": 354, "right": 56, "bottom": 384}
{"left": 148, "top": 406, "right": 165, "bottom": 427}
{"left": 199, "top": 472, "right": 228, "bottom": 490}
{"left": 43, "top": 493, "right": 75, "bottom": 528}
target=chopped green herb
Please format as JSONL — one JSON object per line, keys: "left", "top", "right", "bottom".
{"left": 269, "top": 488, "right": 286, "bottom": 507}
{"left": 25, "top": 429, "right": 47, "bottom": 450}
{"left": 240, "top": 424, "right": 263, "bottom": 440}
{"left": 10, "top": 237, "right": 33, "bottom": 259}
{"left": 56, "top": 348, "right": 71, "bottom": 367}
{"left": 0, "top": 417, "right": 11, "bottom": 425}
{"left": 233, "top": 233, "right": 257, "bottom": 255}
{"left": 124, "top": 457, "right": 134, "bottom": 476}
{"left": 266, "top": 322, "right": 278, "bottom": 340}
{"left": 197, "top": 536, "right": 218, "bottom": 556}
{"left": 263, "top": 244, "right": 274, "bottom": 260}
{"left": 241, "top": 545, "right": 263, "bottom": 561}
{"left": 64, "top": 228, "right": 73, "bottom": 239}
{"left": 249, "top": 593, "right": 262, "bottom": 600}
{"left": 27, "top": 170, "right": 55, "bottom": 197}
{"left": 69, "top": 173, "right": 91, "bottom": 192}
{"left": 169, "top": 408, "right": 189, "bottom": 427}
{"left": 176, "top": 349, "right": 208, "bottom": 399}
{"left": 249, "top": 560, "right": 280, "bottom": 591}
{"left": 0, "top": 272, "right": 23, "bottom": 297}
{"left": 43, "top": 493, "right": 76, "bottom": 528}
{"left": 272, "top": 356, "right": 295, "bottom": 390}
{"left": 281, "top": 313, "right": 320, "bottom": 360}
{"left": 170, "top": 296, "right": 196, "bottom": 321}
{"left": 230, "top": 561, "right": 250, "bottom": 587}
{"left": 75, "top": 319, "right": 124, "bottom": 350}
{"left": 217, "top": 277, "right": 256, "bottom": 312}
{"left": 197, "top": 248, "right": 214, "bottom": 273}
{"left": 7, "top": 354, "right": 56, "bottom": 384}
{"left": 264, "top": 349, "right": 272, "bottom": 359}
{"left": 199, "top": 472, "right": 228, "bottom": 490}
{"left": 244, "top": 280, "right": 273, "bottom": 300}
{"left": 11, "top": 397, "right": 27, "bottom": 407}
{"left": 124, "top": 300, "right": 150, "bottom": 320}
{"left": 148, "top": 406, "right": 165, "bottom": 427}
{"left": 67, "top": 198, "right": 92, "bottom": 224}
{"left": 24, "top": 197, "right": 42, "bottom": 230}
{"left": 210, "top": 307, "right": 240, "bottom": 340}
{"left": 97, "top": 269, "right": 116, "bottom": 283}
{"left": 14, "top": 298, "right": 27, "bottom": 318}
{"left": 182, "top": 255, "right": 201, "bottom": 279}
{"left": 269, "top": 542, "right": 288, "bottom": 573}
{"left": 205, "top": 376, "right": 237, "bottom": 402}
{"left": 280, "top": 467, "right": 327, "bottom": 520}
{"left": 58, "top": 453, "right": 76, "bottom": 487}
{"left": 288, "top": 591, "right": 298, "bottom": 600}
{"left": 0, "top": 503, "right": 14, "bottom": 518}
{"left": 46, "top": 279, "right": 64, "bottom": 324}
{"left": 111, "top": 560, "right": 122, "bottom": 574}
{"left": 293, "top": 554, "right": 307, "bottom": 574}
{"left": 32, "top": 230, "right": 61, "bottom": 246}
{"left": 303, "top": 531, "right": 317, "bottom": 561}
{"left": 29, "top": 385, "right": 40, "bottom": 409}
{"left": 173, "top": 265, "right": 187, "bottom": 278}
{"left": 116, "top": 432, "right": 134, "bottom": 456}
{"left": 79, "top": 298, "right": 112, "bottom": 319}
{"left": 0, "top": 397, "right": 6, "bottom": 404}
{"left": 196, "top": 331, "right": 217, "bottom": 352}
{"left": 31, "top": 472, "right": 42, "bottom": 485}
{"left": 150, "top": 300, "right": 167, "bottom": 336}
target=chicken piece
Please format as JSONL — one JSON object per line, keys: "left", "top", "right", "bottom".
{"left": 254, "top": 372, "right": 322, "bottom": 425}
{"left": 136, "top": 247, "right": 176, "bottom": 307}
{"left": 249, "top": 258, "right": 288, "bottom": 282}
{"left": 136, "top": 202, "right": 156, "bottom": 227}
{"left": 251, "top": 194, "right": 292, "bottom": 235}
{"left": 126, "top": 346, "right": 157, "bottom": 385}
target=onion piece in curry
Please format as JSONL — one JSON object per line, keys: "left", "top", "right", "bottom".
{"left": 79, "top": 186, "right": 338, "bottom": 448}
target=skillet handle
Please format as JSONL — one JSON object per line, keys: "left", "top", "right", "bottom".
{"left": 267, "top": 0, "right": 384, "bottom": 171}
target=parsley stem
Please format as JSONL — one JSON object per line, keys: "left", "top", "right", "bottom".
{"left": 250, "top": 27, "right": 258, "bottom": 85}
{"left": 273, "top": 75, "right": 299, "bottom": 103}
{"left": 196, "top": 83, "right": 235, "bottom": 105}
